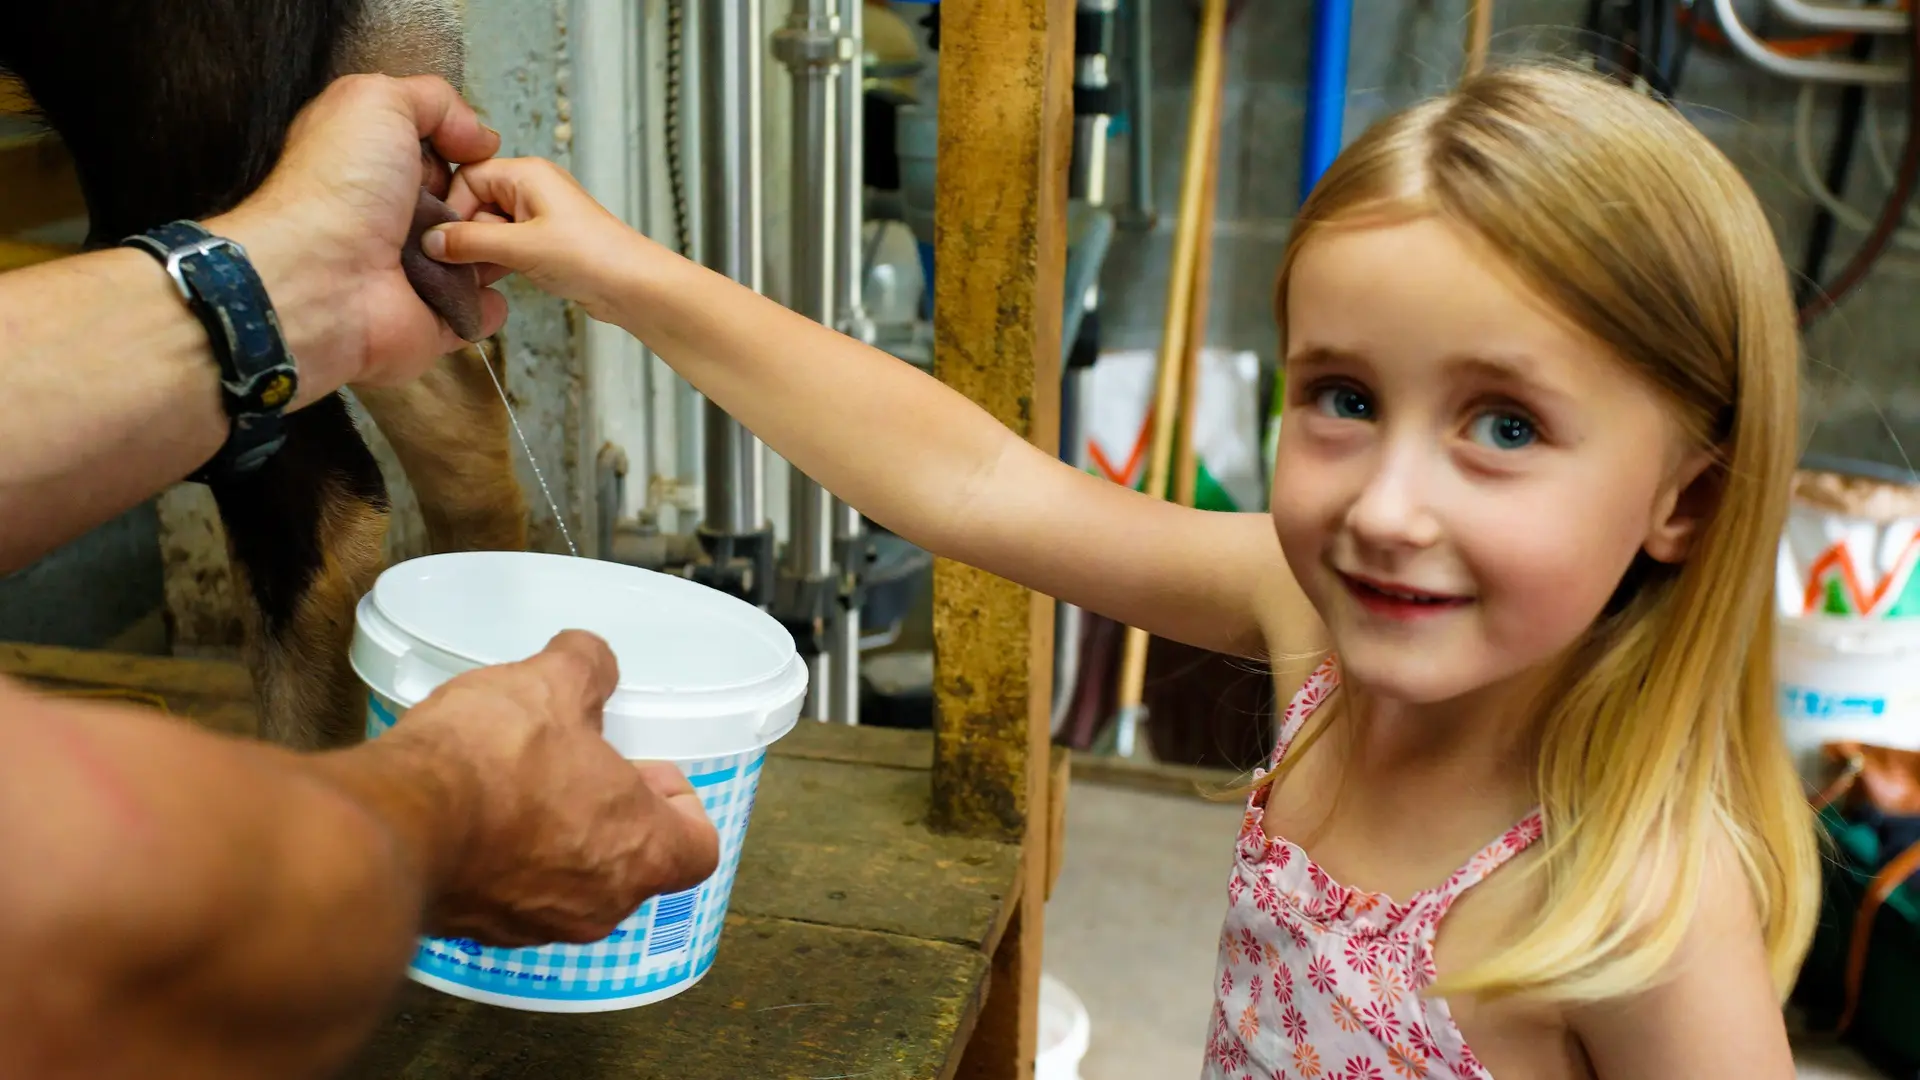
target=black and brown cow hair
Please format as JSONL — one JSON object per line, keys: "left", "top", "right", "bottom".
{"left": 0, "top": 0, "right": 528, "bottom": 749}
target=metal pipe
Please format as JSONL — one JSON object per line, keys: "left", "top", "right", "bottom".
{"left": 836, "top": 0, "right": 874, "bottom": 345}
{"left": 1120, "top": 0, "right": 1156, "bottom": 229}
{"left": 1708, "top": 0, "right": 1907, "bottom": 83}
{"left": 790, "top": 479, "right": 836, "bottom": 721}
{"left": 671, "top": 0, "right": 705, "bottom": 531}
{"left": 698, "top": 0, "right": 769, "bottom": 534}
{"left": 776, "top": 0, "right": 850, "bottom": 721}
{"left": 830, "top": 500, "right": 864, "bottom": 724}
{"left": 828, "top": 0, "right": 871, "bottom": 725}
{"left": 1768, "top": 0, "right": 1908, "bottom": 34}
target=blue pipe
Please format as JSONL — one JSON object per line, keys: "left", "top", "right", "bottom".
{"left": 1300, "top": 0, "right": 1352, "bottom": 205}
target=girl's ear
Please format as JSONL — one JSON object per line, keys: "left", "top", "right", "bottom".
{"left": 1643, "top": 448, "right": 1720, "bottom": 564}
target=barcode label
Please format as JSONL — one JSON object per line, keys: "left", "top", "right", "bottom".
{"left": 647, "top": 889, "right": 697, "bottom": 956}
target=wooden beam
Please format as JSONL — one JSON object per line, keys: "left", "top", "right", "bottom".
{"left": 928, "top": 0, "right": 1070, "bottom": 844}
{"left": 932, "top": 1, "right": 1073, "bottom": 1077}
{"left": 1046, "top": 746, "right": 1071, "bottom": 903}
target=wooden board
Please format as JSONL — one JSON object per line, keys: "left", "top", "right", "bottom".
{"left": 0, "top": 641, "right": 257, "bottom": 737}
{"left": 772, "top": 716, "right": 935, "bottom": 770}
{"left": 341, "top": 916, "right": 989, "bottom": 1080}
{"left": 1046, "top": 745, "right": 1071, "bottom": 903}
{"left": 731, "top": 754, "right": 1021, "bottom": 949}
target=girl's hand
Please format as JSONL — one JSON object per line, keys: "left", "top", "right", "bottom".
{"left": 422, "top": 156, "right": 652, "bottom": 326}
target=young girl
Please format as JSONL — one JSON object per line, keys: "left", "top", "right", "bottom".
{"left": 423, "top": 62, "right": 1818, "bottom": 1078}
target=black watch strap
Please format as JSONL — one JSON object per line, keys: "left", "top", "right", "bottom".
{"left": 122, "top": 220, "right": 299, "bottom": 483}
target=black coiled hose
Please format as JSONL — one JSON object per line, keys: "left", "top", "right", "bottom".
{"left": 664, "top": 0, "right": 694, "bottom": 259}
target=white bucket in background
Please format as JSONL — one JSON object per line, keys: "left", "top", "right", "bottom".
{"left": 350, "top": 551, "right": 808, "bottom": 1013}
{"left": 1777, "top": 612, "right": 1920, "bottom": 784}
{"left": 1037, "top": 973, "right": 1092, "bottom": 1080}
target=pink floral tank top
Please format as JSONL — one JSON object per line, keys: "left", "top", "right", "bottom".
{"left": 1203, "top": 657, "right": 1544, "bottom": 1080}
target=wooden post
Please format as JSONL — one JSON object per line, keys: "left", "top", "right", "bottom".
{"left": 930, "top": 0, "right": 1073, "bottom": 1076}
{"left": 928, "top": 0, "right": 1071, "bottom": 844}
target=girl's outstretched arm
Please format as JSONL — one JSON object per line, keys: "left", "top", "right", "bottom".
{"left": 431, "top": 157, "right": 1321, "bottom": 661}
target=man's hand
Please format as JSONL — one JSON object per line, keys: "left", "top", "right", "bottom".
{"left": 210, "top": 74, "right": 509, "bottom": 406}
{"left": 334, "top": 631, "right": 721, "bottom": 947}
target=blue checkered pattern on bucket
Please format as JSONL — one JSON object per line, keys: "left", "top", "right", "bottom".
{"left": 365, "top": 693, "right": 764, "bottom": 1004}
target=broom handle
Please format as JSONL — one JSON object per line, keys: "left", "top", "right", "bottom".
{"left": 1114, "top": 0, "right": 1230, "bottom": 726}
{"left": 1465, "top": 0, "right": 1494, "bottom": 78}
{"left": 1172, "top": 56, "right": 1226, "bottom": 510}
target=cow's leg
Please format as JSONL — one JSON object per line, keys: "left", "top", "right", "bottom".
{"left": 211, "top": 399, "right": 393, "bottom": 750}
{"left": 353, "top": 343, "right": 528, "bottom": 555}
{"left": 334, "top": 0, "right": 530, "bottom": 558}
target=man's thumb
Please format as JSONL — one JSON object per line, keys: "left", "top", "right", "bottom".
{"left": 422, "top": 220, "right": 512, "bottom": 267}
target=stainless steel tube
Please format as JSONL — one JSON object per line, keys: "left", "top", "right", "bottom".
{"left": 829, "top": 500, "right": 864, "bottom": 724}
{"left": 835, "top": 0, "right": 874, "bottom": 345}
{"left": 791, "top": 481, "right": 836, "bottom": 722}
{"left": 777, "top": 0, "right": 849, "bottom": 721}
{"left": 828, "top": 0, "right": 870, "bottom": 725}
{"left": 698, "top": 0, "right": 768, "bottom": 534}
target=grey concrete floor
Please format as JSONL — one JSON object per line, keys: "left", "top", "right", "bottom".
{"left": 1040, "top": 780, "right": 1884, "bottom": 1080}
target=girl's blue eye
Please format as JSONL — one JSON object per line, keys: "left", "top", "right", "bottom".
{"left": 1469, "top": 411, "right": 1537, "bottom": 450}
{"left": 1314, "top": 385, "right": 1374, "bottom": 421}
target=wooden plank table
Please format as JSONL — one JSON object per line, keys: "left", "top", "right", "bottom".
{"left": 1, "top": 643, "right": 1025, "bottom": 1079}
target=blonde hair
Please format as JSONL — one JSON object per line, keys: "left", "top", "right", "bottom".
{"left": 1262, "top": 63, "right": 1819, "bottom": 1004}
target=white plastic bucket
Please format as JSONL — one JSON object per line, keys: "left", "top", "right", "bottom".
{"left": 1777, "top": 613, "right": 1920, "bottom": 783}
{"left": 1036, "top": 973, "right": 1091, "bottom": 1080}
{"left": 1776, "top": 460, "right": 1920, "bottom": 619}
{"left": 350, "top": 551, "right": 807, "bottom": 1012}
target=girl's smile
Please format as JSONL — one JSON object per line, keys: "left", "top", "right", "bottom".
{"left": 1336, "top": 570, "right": 1474, "bottom": 620}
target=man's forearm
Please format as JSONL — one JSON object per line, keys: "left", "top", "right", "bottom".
{"left": 0, "top": 678, "right": 467, "bottom": 1079}
{"left": 0, "top": 212, "right": 353, "bottom": 574}
{"left": 0, "top": 246, "right": 227, "bottom": 572}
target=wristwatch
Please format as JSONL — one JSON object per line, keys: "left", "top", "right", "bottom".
{"left": 122, "top": 220, "right": 299, "bottom": 484}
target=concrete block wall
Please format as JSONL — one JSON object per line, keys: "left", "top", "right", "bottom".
{"left": 1098, "top": 0, "right": 1920, "bottom": 476}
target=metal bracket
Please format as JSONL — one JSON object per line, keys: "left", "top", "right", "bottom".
{"left": 772, "top": 21, "right": 854, "bottom": 69}
{"left": 834, "top": 532, "right": 873, "bottom": 613}
{"left": 690, "top": 526, "right": 776, "bottom": 608}
{"left": 594, "top": 442, "right": 630, "bottom": 559}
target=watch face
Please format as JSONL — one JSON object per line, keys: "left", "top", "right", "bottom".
{"left": 258, "top": 372, "right": 293, "bottom": 409}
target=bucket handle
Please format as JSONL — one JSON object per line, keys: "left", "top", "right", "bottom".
{"left": 393, "top": 647, "right": 457, "bottom": 706}
{"left": 754, "top": 705, "right": 796, "bottom": 742}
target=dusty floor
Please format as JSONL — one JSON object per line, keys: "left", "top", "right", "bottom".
{"left": 1040, "top": 780, "right": 1883, "bottom": 1080}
